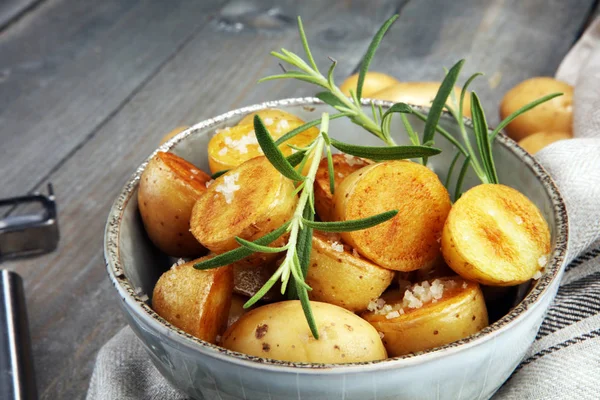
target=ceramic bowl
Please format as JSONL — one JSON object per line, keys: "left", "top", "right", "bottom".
{"left": 105, "top": 98, "right": 568, "bottom": 400}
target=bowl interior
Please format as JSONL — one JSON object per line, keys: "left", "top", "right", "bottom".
{"left": 109, "top": 98, "right": 566, "bottom": 365}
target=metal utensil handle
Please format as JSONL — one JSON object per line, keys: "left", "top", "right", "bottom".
{"left": 0, "top": 270, "right": 37, "bottom": 400}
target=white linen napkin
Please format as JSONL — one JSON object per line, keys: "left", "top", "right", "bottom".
{"left": 87, "top": 19, "right": 600, "bottom": 400}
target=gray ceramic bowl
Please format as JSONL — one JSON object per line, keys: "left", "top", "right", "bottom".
{"left": 105, "top": 98, "right": 568, "bottom": 400}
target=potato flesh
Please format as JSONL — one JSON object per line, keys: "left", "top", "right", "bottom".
{"left": 362, "top": 277, "right": 488, "bottom": 356}
{"left": 233, "top": 260, "right": 283, "bottom": 302}
{"left": 314, "top": 154, "right": 370, "bottom": 221}
{"left": 441, "top": 184, "right": 551, "bottom": 286}
{"left": 190, "top": 156, "right": 297, "bottom": 267}
{"left": 152, "top": 258, "right": 233, "bottom": 343}
{"left": 227, "top": 294, "right": 251, "bottom": 331}
{"left": 333, "top": 160, "right": 451, "bottom": 272}
{"left": 222, "top": 301, "right": 387, "bottom": 363}
{"left": 207, "top": 109, "right": 319, "bottom": 174}
{"left": 138, "top": 152, "right": 210, "bottom": 257}
{"left": 306, "top": 233, "right": 394, "bottom": 312}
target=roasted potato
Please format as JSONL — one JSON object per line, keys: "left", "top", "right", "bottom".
{"left": 339, "top": 72, "right": 400, "bottom": 98}
{"left": 159, "top": 126, "right": 189, "bottom": 145}
{"left": 190, "top": 156, "right": 297, "bottom": 267}
{"left": 306, "top": 233, "right": 395, "bottom": 312}
{"left": 518, "top": 131, "right": 572, "bottom": 155}
{"left": 207, "top": 109, "right": 319, "bottom": 175}
{"left": 314, "top": 154, "right": 370, "bottom": 221}
{"left": 138, "top": 152, "right": 210, "bottom": 257}
{"left": 233, "top": 259, "right": 283, "bottom": 302}
{"left": 371, "top": 82, "right": 471, "bottom": 117}
{"left": 332, "top": 160, "right": 452, "bottom": 272}
{"left": 222, "top": 300, "right": 387, "bottom": 363}
{"left": 500, "top": 77, "right": 573, "bottom": 141}
{"left": 441, "top": 184, "right": 551, "bottom": 286}
{"left": 152, "top": 257, "right": 234, "bottom": 343}
{"left": 227, "top": 294, "right": 252, "bottom": 330}
{"left": 362, "top": 277, "right": 488, "bottom": 356}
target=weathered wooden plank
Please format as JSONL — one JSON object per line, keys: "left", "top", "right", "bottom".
{"left": 2, "top": 2, "right": 405, "bottom": 398}
{"left": 0, "top": 0, "right": 43, "bottom": 31}
{"left": 364, "top": 0, "right": 596, "bottom": 125}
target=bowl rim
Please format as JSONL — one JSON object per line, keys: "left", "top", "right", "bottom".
{"left": 104, "top": 97, "right": 568, "bottom": 373}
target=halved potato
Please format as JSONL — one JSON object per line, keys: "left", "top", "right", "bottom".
{"left": 227, "top": 294, "right": 252, "bottom": 331}
{"left": 362, "top": 277, "right": 488, "bottom": 356}
{"left": 222, "top": 300, "right": 387, "bottom": 363}
{"left": 332, "top": 160, "right": 452, "bottom": 272}
{"left": 152, "top": 257, "right": 233, "bottom": 343}
{"left": 306, "top": 233, "right": 394, "bottom": 312}
{"left": 207, "top": 109, "right": 319, "bottom": 174}
{"left": 190, "top": 156, "right": 297, "bottom": 267}
{"left": 441, "top": 184, "right": 551, "bottom": 286}
{"left": 371, "top": 82, "right": 471, "bottom": 117}
{"left": 314, "top": 154, "right": 370, "bottom": 221}
{"left": 339, "top": 72, "right": 400, "bottom": 97}
{"left": 233, "top": 259, "right": 284, "bottom": 302}
{"left": 138, "top": 152, "right": 210, "bottom": 257}
{"left": 518, "top": 131, "right": 572, "bottom": 155}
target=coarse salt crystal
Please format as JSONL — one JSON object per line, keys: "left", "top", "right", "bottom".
{"left": 205, "top": 179, "right": 214, "bottom": 188}
{"left": 224, "top": 133, "right": 259, "bottom": 154}
{"left": 538, "top": 255, "right": 548, "bottom": 268}
{"left": 532, "top": 270, "right": 543, "bottom": 280}
{"left": 331, "top": 241, "right": 344, "bottom": 253}
{"left": 218, "top": 147, "right": 228, "bottom": 156}
{"left": 291, "top": 148, "right": 297, "bottom": 154}
{"left": 277, "top": 119, "right": 290, "bottom": 130}
{"left": 377, "top": 298, "right": 386, "bottom": 308}
{"left": 352, "top": 248, "right": 360, "bottom": 258}
{"left": 343, "top": 153, "right": 363, "bottom": 166}
{"left": 429, "top": 279, "right": 444, "bottom": 300}
{"left": 378, "top": 331, "right": 385, "bottom": 339}
{"left": 337, "top": 172, "right": 344, "bottom": 178}
{"left": 170, "top": 258, "right": 186, "bottom": 269}
{"left": 134, "top": 287, "right": 143, "bottom": 295}
{"left": 264, "top": 117, "right": 274, "bottom": 126}
{"left": 214, "top": 172, "right": 240, "bottom": 204}
{"left": 215, "top": 335, "right": 222, "bottom": 343}
{"left": 403, "top": 289, "right": 424, "bottom": 309}
{"left": 139, "top": 294, "right": 149, "bottom": 302}
{"left": 191, "top": 169, "right": 200, "bottom": 175}
{"left": 515, "top": 216, "right": 523, "bottom": 225}
{"left": 386, "top": 310, "right": 401, "bottom": 319}
{"left": 462, "top": 282, "right": 468, "bottom": 289}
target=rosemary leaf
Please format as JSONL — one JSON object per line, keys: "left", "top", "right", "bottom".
{"left": 471, "top": 92, "right": 498, "bottom": 183}
{"left": 302, "top": 210, "right": 398, "bottom": 232}
{"left": 258, "top": 72, "right": 326, "bottom": 87}
{"left": 210, "top": 169, "right": 228, "bottom": 179}
{"left": 327, "top": 58, "right": 337, "bottom": 88}
{"left": 356, "top": 14, "right": 399, "bottom": 101}
{"left": 330, "top": 138, "right": 441, "bottom": 160}
{"left": 326, "top": 146, "right": 335, "bottom": 195}
{"left": 244, "top": 264, "right": 286, "bottom": 308}
{"left": 286, "top": 150, "right": 307, "bottom": 167}
{"left": 296, "top": 280, "right": 319, "bottom": 339}
{"left": 254, "top": 115, "right": 306, "bottom": 181}
{"left": 460, "top": 72, "right": 483, "bottom": 119}
{"left": 235, "top": 237, "right": 289, "bottom": 253}
{"left": 297, "top": 17, "right": 319, "bottom": 73}
{"left": 316, "top": 92, "right": 347, "bottom": 109}
{"left": 288, "top": 203, "right": 315, "bottom": 300}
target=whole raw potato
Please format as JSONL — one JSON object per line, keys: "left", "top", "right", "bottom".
{"left": 222, "top": 301, "right": 387, "bottom": 363}
{"left": 500, "top": 77, "right": 573, "bottom": 141}
{"left": 339, "top": 72, "right": 400, "bottom": 97}
{"left": 138, "top": 152, "right": 210, "bottom": 257}
{"left": 518, "top": 131, "right": 572, "bottom": 155}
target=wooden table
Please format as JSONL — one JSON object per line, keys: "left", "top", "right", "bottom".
{"left": 0, "top": 0, "right": 596, "bottom": 398}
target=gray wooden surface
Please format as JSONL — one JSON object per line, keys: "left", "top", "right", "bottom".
{"left": 0, "top": 0, "right": 596, "bottom": 398}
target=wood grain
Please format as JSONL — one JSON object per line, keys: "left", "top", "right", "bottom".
{"left": 0, "top": 0, "right": 44, "bottom": 32}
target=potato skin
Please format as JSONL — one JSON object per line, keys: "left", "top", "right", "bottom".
{"left": 339, "top": 72, "right": 400, "bottom": 97}
{"left": 332, "top": 160, "right": 451, "bottom": 272}
{"left": 233, "top": 260, "right": 284, "bottom": 302}
{"left": 138, "top": 152, "right": 210, "bottom": 257}
{"left": 227, "top": 294, "right": 252, "bottom": 331}
{"left": 190, "top": 156, "right": 297, "bottom": 267}
{"left": 371, "top": 82, "right": 471, "bottom": 117}
{"left": 441, "top": 184, "right": 551, "bottom": 286}
{"left": 518, "top": 131, "right": 572, "bottom": 155}
{"left": 314, "top": 154, "right": 370, "bottom": 221}
{"left": 306, "top": 233, "right": 394, "bottom": 312}
{"left": 500, "top": 77, "right": 573, "bottom": 141}
{"left": 362, "top": 277, "right": 488, "bottom": 356}
{"left": 152, "top": 258, "right": 233, "bottom": 343}
{"left": 222, "top": 301, "right": 387, "bottom": 363}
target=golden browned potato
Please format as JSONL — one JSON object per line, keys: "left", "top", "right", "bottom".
{"left": 227, "top": 294, "right": 252, "bottom": 331}
{"left": 339, "top": 72, "right": 400, "bottom": 97}
{"left": 207, "top": 109, "right": 319, "bottom": 175}
{"left": 518, "top": 131, "right": 572, "bottom": 154}
{"left": 441, "top": 184, "right": 551, "bottom": 286}
{"left": 332, "top": 161, "right": 452, "bottom": 272}
{"left": 362, "top": 277, "right": 488, "bottom": 356}
{"left": 159, "top": 126, "right": 189, "bottom": 145}
{"left": 306, "top": 233, "right": 395, "bottom": 312}
{"left": 138, "top": 152, "right": 210, "bottom": 257}
{"left": 233, "top": 260, "right": 284, "bottom": 302}
{"left": 190, "top": 156, "right": 297, "bottom": 267}
{"left": 222, "top": 301, "right": 387, "bottom": 363}
{"left": 314, "top": 154, "right": 370, "bottom": 221}
{"left": 500, "top": 77, "right": 573, "bottom": 141}
{"left": 371, "top": 82, "right": 471, "bottom": 117}
{"left": 152, "top": 257, "right": 233, "bottom": 343}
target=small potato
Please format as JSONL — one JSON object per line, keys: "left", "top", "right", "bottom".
{"left": 314, "top": 154, "right": 370, "bottom": 221}
{"left": 159, "top": 126, "right": 189, "bottom": 145}
{"left": 306, "top": 233, "right": 395, "bottom": 312}
{"left": 362, "top": 277, "right": 488, "bottom": 356}
{"left": 332, "top": 161, "right": 451, "bottom": 272}
{"left": 500, "top": 77, "right": 573, "bottom": 141}
{"left": 441, "top": 184, "right": 551, "bottom": 286}
{"left": 518, "top": 131, "right": 572, "bottom": 155}
{"left": 371, "top": 82, "right": 471, "bottom": 117}
{"left": 227, "top": 294, "right": 252, "bottom": 330}
{"left": 222, "top": 301, "right": 387, "bottom": 363}
{"left": 138, "top": 152, "right": 210, "bottom": 257}
{"left": 207, "top": 109, "right": 319, "bottom": 174}
{"left": 191, "top": 156, "right": 297, "bottom": 267}
{"left": 233, "top": 260, "right": 284, "bottom": 302}
{"left": 339, "top": 72, "right": 400, "bottom": 98}
{"left": 152, "top": 258, "right": 233, "bottom": 343}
